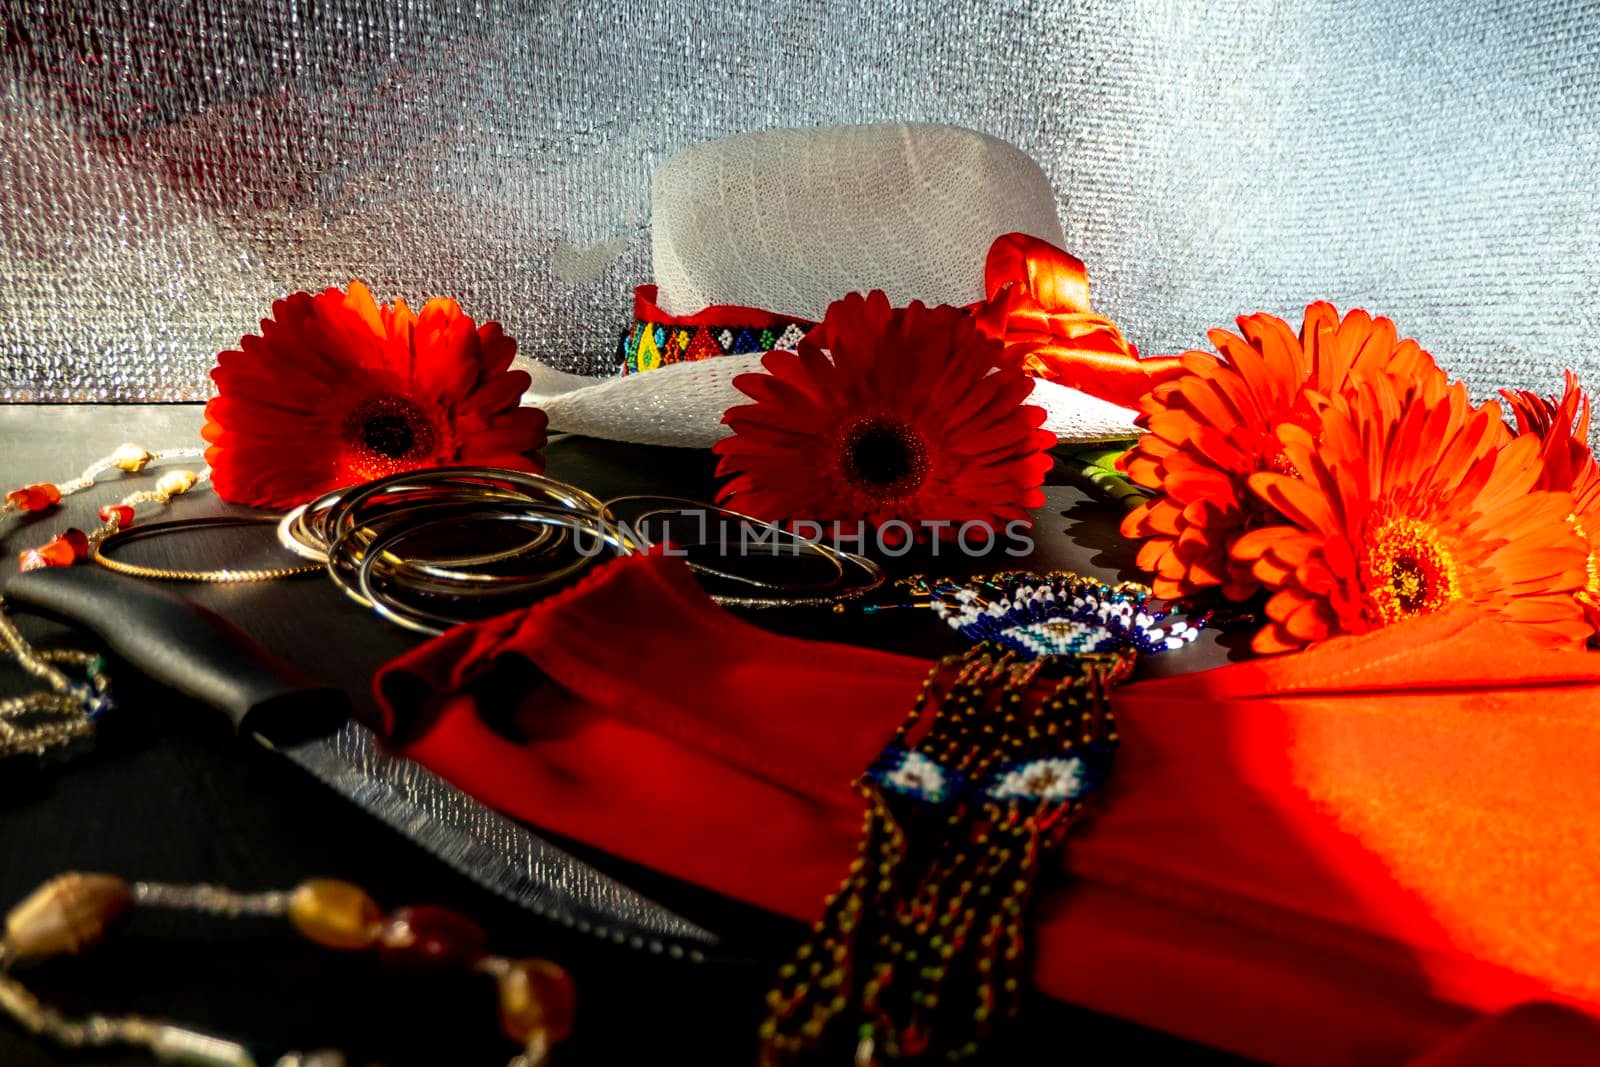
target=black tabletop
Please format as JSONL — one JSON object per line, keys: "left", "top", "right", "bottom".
{"left": 0, "top": 404, "right": 1245, "bottom": 1066}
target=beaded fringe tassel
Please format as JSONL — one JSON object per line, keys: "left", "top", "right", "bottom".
{"left": 759, "top": 642, "right": 1130, "bottom": 1064}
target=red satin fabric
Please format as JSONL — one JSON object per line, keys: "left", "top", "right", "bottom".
{"left": 981, "top": 232, "right": 1187, "bottom": 408}
{"left": 984, "top": 231, "right": 1094, "bottom": 313}
{"left": 373, "top": 553, "right": 1600, "bottom": 1065}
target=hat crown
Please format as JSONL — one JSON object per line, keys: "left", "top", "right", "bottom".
{"left": 650, "top": 123, "right": 1066, "bottom": 320}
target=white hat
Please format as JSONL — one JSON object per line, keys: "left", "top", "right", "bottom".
{"left": 525, "top": 122, "right": 1141, "bottom": 447}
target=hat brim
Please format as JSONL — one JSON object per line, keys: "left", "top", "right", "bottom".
{"left": 523, "top": 356, "right": 1140, "bottom": 448}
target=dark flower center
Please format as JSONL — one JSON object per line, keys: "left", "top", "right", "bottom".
{"left": 364, "top": 413, "right": 418, "bottom": 459}
{"left": 840, "top": 417, "right": 928, "bottom": 497}
{"left": 1388, "top": 556, "right": 1427, "bottom": 612}
{"left": 343, "top": 396, "right": 439, "bottom": 478}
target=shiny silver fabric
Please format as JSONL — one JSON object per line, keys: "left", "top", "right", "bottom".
{"left": 2, "top": 0, "right": 1596, "bottom": 402}
{"left": 279, "top": 722, "right": 720, "bottom": 953}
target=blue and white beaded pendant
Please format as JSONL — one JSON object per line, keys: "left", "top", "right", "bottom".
{"left": 925, "top": 572, "right": 1204, "bottom": 660}
{"left": 985, "top": 756, "right": 1086, "bottom": 802}
{"left": 867, "top": 746, "right": 955, "bottom": 804}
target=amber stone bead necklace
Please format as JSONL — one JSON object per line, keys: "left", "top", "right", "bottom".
{"left": 0, "top": 873, "right": 575, "bottom": 1067}
{"left": 2, "top": 443, "right": 210, "bottom": 574}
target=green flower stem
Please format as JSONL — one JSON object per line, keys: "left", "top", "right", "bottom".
{"left": 1055, "top": 442, "right": 1149, "bottom": 512}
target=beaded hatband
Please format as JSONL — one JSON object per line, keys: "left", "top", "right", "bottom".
{"left": 762, "top": 572, "right": 1199, "bottom": 1063}
{"left": 617, "top": 285, "right": 814, "bottom": 374}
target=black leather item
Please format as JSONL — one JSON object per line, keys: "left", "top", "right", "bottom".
{"left": 3, "top": 565, "right": 349, "bottom": 743}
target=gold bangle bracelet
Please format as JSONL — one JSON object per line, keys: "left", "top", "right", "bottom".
{"left": 91, "top": 517, "right": 323, "bottom": 583}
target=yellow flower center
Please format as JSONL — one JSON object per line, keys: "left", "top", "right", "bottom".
{"left": 1364, "top": 517, "right": 1462, "bottom": 624}
{"left": 1572, "top": 513, "right": 1600, "bottom": 607}
{"left": 1267, "top": 450, "right": 1302, "bottom": 478}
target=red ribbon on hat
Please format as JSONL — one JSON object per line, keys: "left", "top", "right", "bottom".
{"left": 978, "top": 232, "right": 1186, "bottom": 409}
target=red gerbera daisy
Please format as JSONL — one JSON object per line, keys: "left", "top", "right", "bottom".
{"left": 1233, "top": 376, "right": 1591, "bottom": 653}
{"left": 1118, "top": 302, "right": 1450, "bottom": 601}
{"left": 713, "top": 290, "right": 1056, "bottom": 543}
{"left": 202, "top": 282, "right": 547, "bottom": 509}
{"left": 1503, "top": 371, "right": 1600, "bottom": 637}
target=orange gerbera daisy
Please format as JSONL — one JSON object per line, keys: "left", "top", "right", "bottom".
{"left": 1233, "top": 376, "right": 1592, "bottom": 653}
{"left": 203, "top": 282, "right": 547, "bottom": 509}
{"left": 1503, "top": 371, "right": 1600, "bottom": 637}
{"left": 1119, "top": 302, "right": 1448, "bottom": 602}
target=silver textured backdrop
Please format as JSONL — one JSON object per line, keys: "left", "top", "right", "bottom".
{"left": 2, "top": 0, "right": 1597, "bottom": 402}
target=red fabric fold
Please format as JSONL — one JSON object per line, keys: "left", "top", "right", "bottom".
{"left": 1406, "top": 1003, "right": 1600, "bottom": 1067}
{"left": 373, "top": 554, "right": 1600, "bottom": 1065}
{"left": 375, "top": 551, "right": 926, "bottom": 911}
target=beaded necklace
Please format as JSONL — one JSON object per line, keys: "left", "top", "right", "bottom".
{"left": 0, "top": 872, "right": 573, "bottom": 1066}
{"left": 893, "top": 570, "right": 1205, "bottom": 656}
{"left": 762, "top": 572, "right": 1197, "bottom": 1064}
{"left": 2, "top": 444, "right": 209, "bottom": 572}
{"left": 0, "top": 444, "right": 207, "bottom": 759}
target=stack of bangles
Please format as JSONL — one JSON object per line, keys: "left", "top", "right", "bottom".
{"left": 271, "top": 467, "right": 885, "bottom": 634}
{"left": 603, "top": 494, "right": 885, "bottom": 611}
